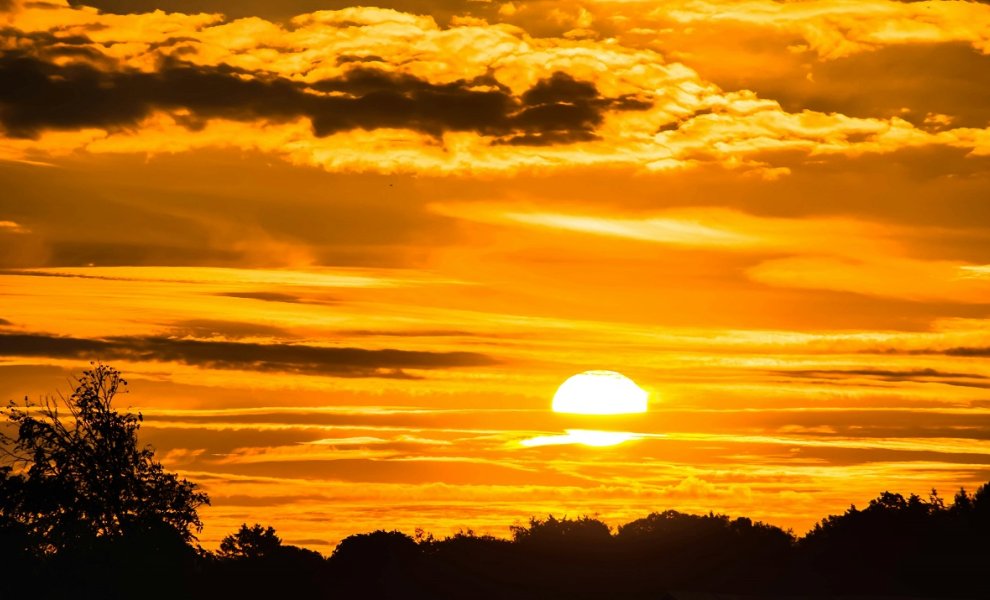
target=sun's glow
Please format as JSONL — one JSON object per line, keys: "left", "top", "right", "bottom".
{"left": 552, "top": 370, "right": 649, "bottom": 415}
{"left": 520, "top": 429, "right": 640, "bottom": 448}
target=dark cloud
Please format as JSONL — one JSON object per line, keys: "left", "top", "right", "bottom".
{"left": 0, "top": 331, "right": 498, "bottom": 378}
{"left": 45, "top": 241, "right": 240, "bottom": 266}
{"left": 872, "top": 346, "right": 990, "bottom": 357}
{"left": 716, "top": 43, "right": 990, "bottom": 129}
{"left": 70, "top": 0, "right": 498, "bottom": 26}
{"left": 775, "top": 368, "right": 988, "bottom": 380}
{"left": 0, "top": 269, "right": 166, "bottom": 281}
{"left": 167, "top": 319, "right": 294, "bottom": 340}
{"left": 0, "top": 52, "right": 649, "bottom": 144}
{"left": 0, "top": 27, "right": 107, "bottom": 63}
{"left": 771, "top": 368, "right": 990, "bottom": 389}
{"left": 216, "top": 291, "right": 319, "bottom": 305}
{"left": 0, "top": 318, "right": 11, "bottom": 326}
{"left": 942, "top": 347, "right": 990, "bottom": 357}
{"left": 336, "top": 55, "right": 386, "bottom": 65}
{"left": 0, "top": 153, "right": 458, "bottom": 270}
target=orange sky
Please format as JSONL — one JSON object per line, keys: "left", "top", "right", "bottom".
{"left": 3, "top": 0, "right": 990, "bottom": 551}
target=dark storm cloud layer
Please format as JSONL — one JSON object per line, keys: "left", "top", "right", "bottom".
{"left": 0, "top": 332, "right": 497, "bottom": 378}
{"left": 0, "top": 52, "right": 649, "bottom": 144}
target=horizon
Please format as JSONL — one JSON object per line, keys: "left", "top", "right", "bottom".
{"left": 3, "top": 0, "right": 990, "bottom": 555}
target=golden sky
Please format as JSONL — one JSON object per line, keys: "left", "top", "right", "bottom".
{"left": 3, "top": 0, "right": 990, "bottom": 551}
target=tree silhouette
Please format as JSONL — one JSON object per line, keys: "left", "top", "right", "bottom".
{"left": 0, "top": 364, "right": 209, "bottom": 554}
{"left": 616, "top": 510, "right": 795, "bottom": 593}
{"left": 510, "top": 514, "right": 612, "bottom": 547}
{"left": 330, "top": 530, "right": 425, "bottom": 598}
{"left": 206, "top": 524, "right": 328, "bottom": 599}
{"left": 218, "top": 523, "right": 282, "bottom": 559}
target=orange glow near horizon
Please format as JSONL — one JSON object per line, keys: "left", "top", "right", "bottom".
{"left": 520, "top": 429, "right": 643, "bottom": 448}
{"left": 3, "top": 0, "right": 990, "bottom": 554}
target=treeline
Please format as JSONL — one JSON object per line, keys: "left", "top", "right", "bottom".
{"left": 4, "top": 490, "right": 990, "bottom": 599}
{"left": 2, "top": 366, "right": 989, "bottom": 599}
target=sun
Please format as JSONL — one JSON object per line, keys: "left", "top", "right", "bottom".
{"left": 552, "top": 370, "right": 648, "bottom": 415}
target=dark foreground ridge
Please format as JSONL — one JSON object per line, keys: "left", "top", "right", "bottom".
{"left": 2, "top": 365, "right": 989, "bottom": 600}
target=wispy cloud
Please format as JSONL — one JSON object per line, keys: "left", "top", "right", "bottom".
{"left": 0, "top": 331, "right": 498, "bottom": 378}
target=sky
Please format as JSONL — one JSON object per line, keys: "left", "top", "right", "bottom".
{"left": 3, "top": 0, "right": 990, "bottom": 551}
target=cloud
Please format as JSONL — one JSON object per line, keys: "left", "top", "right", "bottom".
{"left": 771, "top": 368, "right": 990, "bottom": 389}
{"left": 215, "top": 291, "right": 341, "bottom": 306}
{"left": 782, "top": 368, "right": 988, "bottom": 380}
{"left": 167, "top": 319, "right": 294, "bottom": 340}
{"left": 889, "top": 346, "right": 990, "bottom": 358}
{"left": 69, "top": 0, "right": 489, "bottom": 24}
{"left": 0, "top": 52, "right": 647, "bottom": 144}
{"left": 748, "top": 256, "right": 990, "bottom": 303}
{"left": 735, "top": 43, "right": 990, "bottom": 129}
{"left": 656, "top": 0, "right": 990, "bottom": 59}
{"left": 0, "top": 331, "right": 498, "bottom": 378}
{"left": 5, "top": 2, "right": 987, "bottom": 174}
{"left": 216, "top": 291, "right": 313, "bottom": 304}
{"left": 944, "top": 347, "right": 990, "bottom": 357}
{"left": 0, "top": 220, "right": 27, "bottom": 233}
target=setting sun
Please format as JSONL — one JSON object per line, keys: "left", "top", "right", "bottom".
{"left": 551, "top": 371, "right": 649, "bottom": 415}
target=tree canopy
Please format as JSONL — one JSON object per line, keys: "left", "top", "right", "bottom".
{"left": 0, "top": 363, "right": 209, "bottom": 554}
{"left": 218, "top": 523, "right": 283, "bottom": 560}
